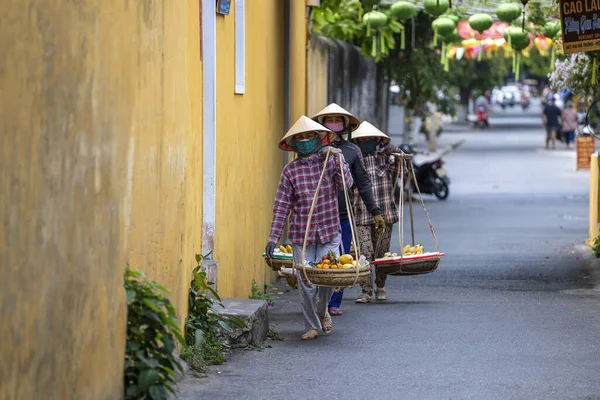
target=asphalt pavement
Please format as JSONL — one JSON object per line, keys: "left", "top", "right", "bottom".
{"left": 177, "top": 99, "right": 600, "bottom": 400}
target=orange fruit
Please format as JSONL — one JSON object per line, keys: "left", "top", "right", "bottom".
{"left": 323, "top": 259, "right": 331, "bottom": 265}
{"left": 323, "top": 265, "right": 330, "bottom": 269}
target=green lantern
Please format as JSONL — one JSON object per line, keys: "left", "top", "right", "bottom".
{"left": 390, "top": 1, "right": 418, "bottom": 49}
{"left": 542, "top": 20, "right": 561, "bottom": 71}
{"left": 468, "top": 13, "right": 493, "bottom": 34}
{"left": 444, "top": 14, "right": 460, "bottom": 25}
{"left": 468, "top": 13, "right": 493, "bottom": 61}
{"left": 503, "top": 26, "right": 529, "bottom": 46}
{"left": 390, "top": 1, "right": 417, "bottom": 20}
{"left": 542, "top": 20, "right": 561, "bottom": 38}
{"left": 363, "top": 11, "right": 389, "bottom": 58}
{"left": 504, "top": 28, "right": 529, "bottom": 81}
{"left": 424, "top": 0, "right": 450, "bottom": 17}
{"left": 496, "top": 3, "right": 522, "bottom": 23}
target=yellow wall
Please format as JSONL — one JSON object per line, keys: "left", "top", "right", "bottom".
{"left": 124, "top": 0, "right": 203, "bottom": 325}
{"left": 214, "top": 1, "right": 288, "bottom": 297}
{"left": 307, "top": 36, "right": 330, "bottom": 117}
{"left": 0, "top": 1, "right": 203, "bottom": 398}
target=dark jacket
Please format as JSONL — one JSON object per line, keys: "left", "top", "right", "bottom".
{"left": 332, "top": 139, "right": 381, "bottom": 220}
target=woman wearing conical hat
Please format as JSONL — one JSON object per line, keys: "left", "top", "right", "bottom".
{"left": 265, "top": 116, "right": 353, "bottom": 340}
{"left": 312, "top": 104, "right": 385, "bottom": 316}
{"left": 351, "top": 121, "right": 399, "bottom": 303}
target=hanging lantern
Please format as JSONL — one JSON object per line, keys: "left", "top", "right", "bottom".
{"left": 424, "top": 0, "right": 450, "bottom": 17}
{"left": 505, "top": 30, "right": 530, "bottom": 82}
{"left": 468, "top": 13, "right": 493, "bottom": 34}
{"left": 390, "top": 1, "right": 417, "bottom": 20}
{"left": 363, "top": 11, "right": 388, "bottom": 58}
{"left": 390, "top": 1, "right": 418, "bottom": 49}
{"left": 542, "top": 20, "right": 561, "bottom": 39}
{"left": 468, "top": 13, "right": 493, "bottom": 61}
{"left": 496, "top": 3, "right": 522, "bottom": 23}
{"left": 542, "top": 20, "right": 561, "bottom": 71}
{"left": 433, "top": 17, "right": 457, "bottom": 38}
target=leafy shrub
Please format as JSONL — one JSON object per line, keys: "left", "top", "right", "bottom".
{"left": 249, "top": 279, "right": 278, "bottom": 306}
{"left": 182, "top": 253, "right": 245, "bottom": 371}
{"left": 124, "top": 268, "right": 185, "bottom": 400}
{"left": 592, "top": 235, "right": 600, "bottom": 258}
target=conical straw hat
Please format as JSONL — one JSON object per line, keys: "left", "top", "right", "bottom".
{"left": 311, "top": 103, "right": 360, "bottom": 132}
{"left": 351, "top": 121, "right": 390, "bottom": 144}
{"left": 279, "top": 115, "right": 333, "bottom": 151}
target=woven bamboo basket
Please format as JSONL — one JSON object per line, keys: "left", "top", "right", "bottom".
{"left": 297, "top": 265, "right": 371, "bottom": 288}
{"left": 374, "top": 254, "right": 442, "bottom": 276}
{"left": 264, "top": 257, "right": 293, "bottom": 271}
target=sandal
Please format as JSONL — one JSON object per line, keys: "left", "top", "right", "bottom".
{"left": 375, "top": 288, "right": 387, "bottom": 301}
{"left": 320, "top": 313, "right": 333, "bottom": 334}
{"left": 301, "top": 329, "right": 319, "bottom": 340}
{"left": 355, "top": 293, "right": 372, "bottom": 303}
{"left": 328, "top": 307, "right": 343, "bottom": 316}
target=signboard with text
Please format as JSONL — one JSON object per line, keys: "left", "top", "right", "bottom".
{"left": 560, "top": 0, "right": 600, "bottom": 53}
{"left": 577, "top": 135, "right": 595, "bottom": 169}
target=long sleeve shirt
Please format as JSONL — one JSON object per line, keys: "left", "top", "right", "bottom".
{"left": 354, "top": 153, "right": 399, "bottom": 226}
{"left": 333, "top": 139, "right": 381, "bottom": 220}
{"left": 268, "top": 152, "right": 353, "bottom": 245}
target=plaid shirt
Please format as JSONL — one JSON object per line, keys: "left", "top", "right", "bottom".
{"left": 353, "top": 153, "right": 399, "bottom": 226}
{"left": 268, "top": 153, "right": 353, "bottom": 245}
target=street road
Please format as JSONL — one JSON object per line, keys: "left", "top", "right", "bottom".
{"left": 177, "top": 99, "right": 600, "bottom": 400}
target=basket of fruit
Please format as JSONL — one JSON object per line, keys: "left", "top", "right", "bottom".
{"left": 369, "top": 155, "right": 445, "bottom": 276}
{"left": 370, "top": 244, "right": 444, "bottom": 276}
{"left": 263, "top": 245, "right": 294, "bottom": 271}
{"left": 295, "top": 251, "right": 371, "bottom": 288}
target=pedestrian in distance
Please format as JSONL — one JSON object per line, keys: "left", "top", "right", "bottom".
{"left": 542, "top": 97, "right": 562, "bottom": 150}
{"left": 265, "top": 115, "right": 353, "bottom": 341}
{"left": 561, "top": 101, "right": 578, "bottom": 149}
{"left": 311, "top": 103, "right": 384, "bottom": 316}
{"left": 350, "top": 122, "right": 399, "bottom": 303}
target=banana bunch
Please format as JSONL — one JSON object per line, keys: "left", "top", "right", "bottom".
{"left": 279, "top": 245, "right": 293, "bottom": 254}
{"left": 402, "top": 244, "right": 424, "bottom": 255}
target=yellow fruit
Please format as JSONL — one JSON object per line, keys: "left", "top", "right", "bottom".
{"left": 323, "top": 259, "right": 331, "bottom": 265}
{"left": 337, "top": 263, "right": 343, "bottom": 269}
{"left": 286, "top": 245, "right": 293, "bottom": 253}
{"left": 279, "top": 245, "right": 287, "bottom": 253}
{"left": 323, "top": 265, "right": 330, "bottom": 269}
{"left": 352, "top": 261, "right": 357, "bottom": 266}
{"left": 338, "top": 254, "right": 354, "bottom": 264}
{"left": 316, "top": 264, "right": 322, "bottom": 269}
{"left": 343, "top": 263, "right": 354, "bottom": 269}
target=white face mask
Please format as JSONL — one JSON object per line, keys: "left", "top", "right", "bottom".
{"left": 341, "top": 134, "right": 349, "bottom": 141}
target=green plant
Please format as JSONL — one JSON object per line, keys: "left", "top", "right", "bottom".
{"left": 592, "top": 236, "right": 600, "bottom": 258}
{"left": 124, "top": 268, "right": 185, "bottom": 400}
{"left": 249, "top": 279, "right": 278, "bottom": 306}
{"left": 267, "top": 325, "right": 283, "bottom": 341}
{"left": 182, "top": 253, "right": 245, "bottom": 371}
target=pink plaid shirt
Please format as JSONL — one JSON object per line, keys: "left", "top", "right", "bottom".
{"left": 268, "top": 153, "right": 353, "bottom": 245}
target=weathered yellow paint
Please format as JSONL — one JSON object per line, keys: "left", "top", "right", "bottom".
{"left": 214, "top": 1, "right": 288, "bottom": 297}
{"left": 588, "top": 154, "right": 599, "bottom": 247}
{"left": 290, "top": 1, "right": 309, "bottom": 122}
{"left": 0, "top": 1, "right": 132, "bottom": 398}
{"left": 124, "top": 0, "right": 204, "bottom": 326}
{"left": 307, "top": 36, "right": 330, "bottom": 117}
{"left": 1, "top": 0, "right": 203, "bottom": 397}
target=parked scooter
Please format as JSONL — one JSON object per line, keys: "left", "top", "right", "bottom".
{"left": 393, "top": 140, "right": 465, "bottom": 201}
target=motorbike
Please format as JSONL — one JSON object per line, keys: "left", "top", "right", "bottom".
{"left": 521, "top": 95, "right": 530, "bottom": 110}
{"left": 393, "top": 141, "right": 464, "bottom": 201}
{"left": 419, "top": 116, "right": 443, "bottom": 137}
{"left": 473, "top": 105, "right": 489, "bottom": 129}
